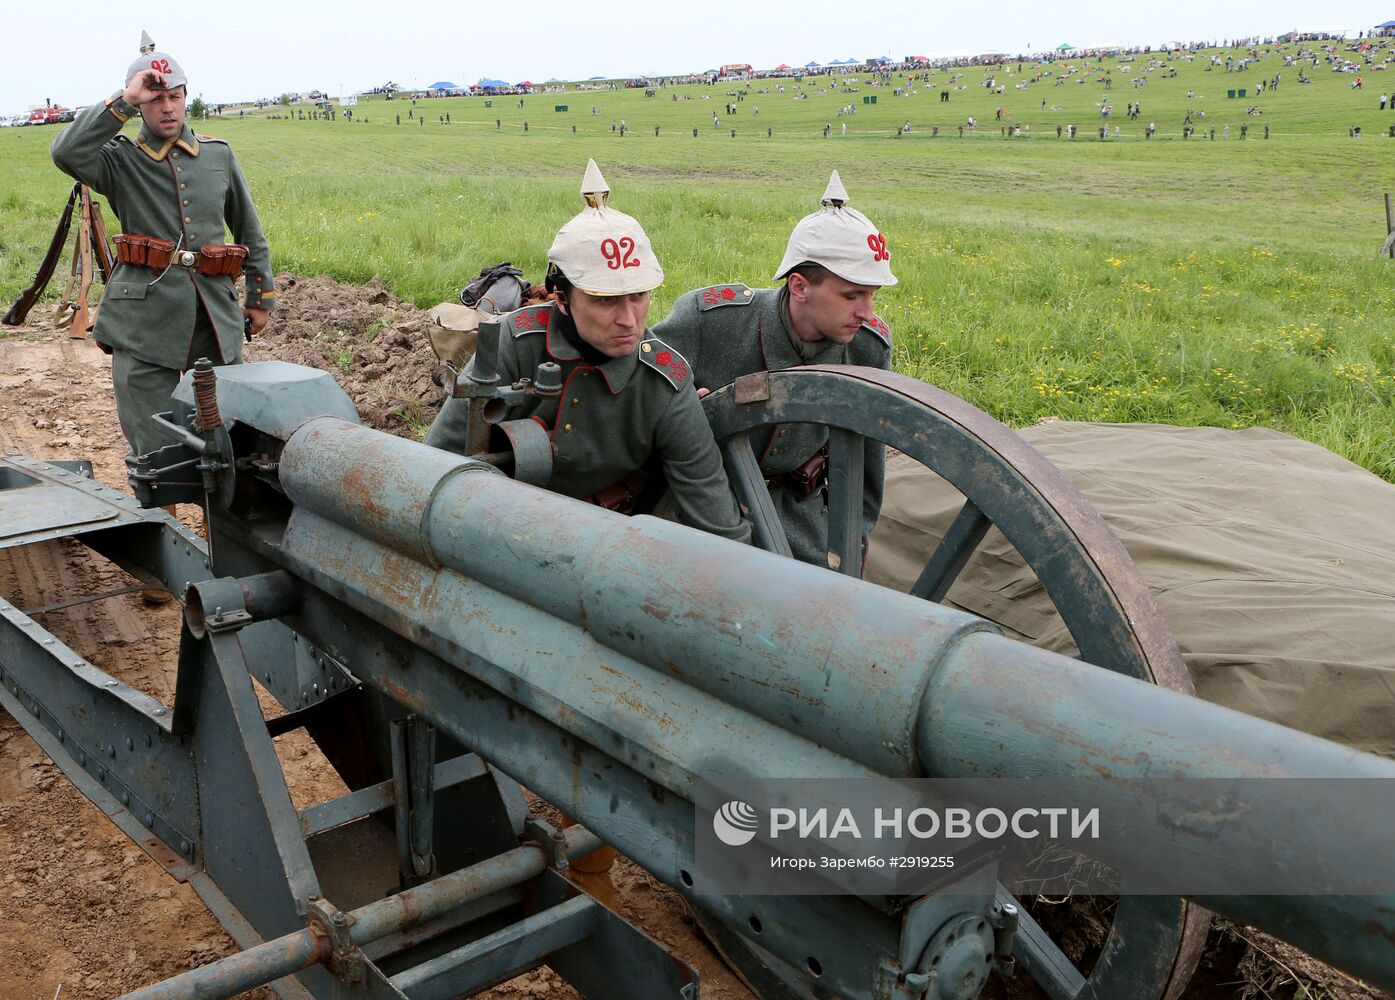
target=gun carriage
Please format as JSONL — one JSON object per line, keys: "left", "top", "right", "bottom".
{"left": 1, "top": 330, "right": 1392, "bottom": 1000}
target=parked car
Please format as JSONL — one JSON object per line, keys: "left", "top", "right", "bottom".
{"left": 28, "top": 109, "right": 47, "bottom": 125}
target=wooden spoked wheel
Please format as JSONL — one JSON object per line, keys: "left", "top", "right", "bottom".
{"left": 696, "top": 366, "right": 1209, "bottom": 1000}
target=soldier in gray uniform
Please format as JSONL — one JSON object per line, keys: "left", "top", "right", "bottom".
{"left": 652, "top": 170, "right": 897, "bottom": 570}
{"left": 51, "top": 33, "right": 276, "bottom": 461}
{"left": 427, "top": 160, "right": 750, "bottom": 544}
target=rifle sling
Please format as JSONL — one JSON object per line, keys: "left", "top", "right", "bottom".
{"left": 3, "top": 183, "right": 81, "bottom": 326}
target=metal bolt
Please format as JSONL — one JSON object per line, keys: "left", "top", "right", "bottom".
{"left": 145, "top": 812, "right": 155, "bottom": 826}
{"left": 904, "top": 972, "right": 932, "bottom": 994}
{"left": 77, "top": 752, "right": 86, "bottom": 765}
{"left": 144, "top": 734, "right": 152, "bottom": 748}
{"left": 121, "top": 791, "right": 130, "bottom": 806}
{"left": 331, "top": 912, "right": 348, "bottom": 927}
{"left": 109, "top": 744, "right": 117, "bottom": 758}
{"left": 180, "top": 840, "right": 192, "bottom": 856}
{"left": 127, "top": 738, "right": 135, "bottom": 751}
{"left": 97, "top": 768, "right": 105, "bottom": 782}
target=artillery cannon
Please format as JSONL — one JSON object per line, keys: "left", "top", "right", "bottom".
{"left": 1, "top": 357, "right": 1393, "bottom": 1000}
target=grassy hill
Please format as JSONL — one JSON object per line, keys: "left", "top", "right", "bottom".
{"left": 2, "top": 38, "right": 1393, "bottom": 476}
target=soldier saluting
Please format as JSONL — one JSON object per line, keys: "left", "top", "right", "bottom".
{"left": 51, "top": 32, "right": 276, "bottom": 462}
{"left": 652, "top": 170, "right": 897, "bottom": 569}
{"left": 426, "top": 160, "right": 750, "bottom": 544}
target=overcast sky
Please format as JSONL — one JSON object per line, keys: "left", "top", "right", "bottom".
{"left": 2, "top": 0, "right": 1387, "bottom": 111}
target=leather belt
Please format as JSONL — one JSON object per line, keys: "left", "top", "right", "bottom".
{"left": 114, "top": 234, "right": 247, "bottom": 277}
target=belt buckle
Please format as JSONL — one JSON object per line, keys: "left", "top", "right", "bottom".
{"left": 177, "top": 250, "right": 197, "bottom": 268}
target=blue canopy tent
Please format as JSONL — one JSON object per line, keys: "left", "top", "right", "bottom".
{"left": 426, "top": 81, "right": 460, "bottom": 90}
{"left": 1378, "top": 19, "right": 1395, "bottom": 26}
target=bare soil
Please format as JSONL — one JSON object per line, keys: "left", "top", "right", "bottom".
{"left": 0, "top": 279, "right": 1385, "bottom": 1000}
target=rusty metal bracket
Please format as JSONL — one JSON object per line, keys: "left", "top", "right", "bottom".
{"left": 733, "top": 370, "right": 771, "bottom": 405}
{"left": 523, "top": 818, "right": 570, "bottom": 874}
{"left": 307, "top": 896, "right": 363, "bottom": 987}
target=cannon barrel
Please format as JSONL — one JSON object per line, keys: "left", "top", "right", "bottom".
{"left": 270, "top": 416, "right": 1395, "bottom": 990}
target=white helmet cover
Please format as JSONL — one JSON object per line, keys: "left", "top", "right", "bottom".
{"left": 126, "top": 31, "right": 188, "bottom": 91}
{"left": 773, "top": 170, "right": 897, "bottom": 287}
{"left": 547, "top": 160, "right": 664, "bottom": 296}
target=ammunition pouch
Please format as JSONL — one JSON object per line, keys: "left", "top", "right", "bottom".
{"left": 114, "top": 233, "right": 177, "bottom": 269}
{"left": 114, "top": 234, "right": 248, "bottom": 277}
{"left": 586, "top": 468, "right": 650, "bottom": 515}
{"left": 766, "top": 443, "right": 828, "bottom": 498}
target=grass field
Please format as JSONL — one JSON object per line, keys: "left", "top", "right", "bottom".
{"left": 3, "top": 39, "right": 1394, "bottom": 478}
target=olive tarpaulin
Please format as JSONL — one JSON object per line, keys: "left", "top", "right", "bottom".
{"left": 865, "top": 422, "right": 1395, "bottom": 760}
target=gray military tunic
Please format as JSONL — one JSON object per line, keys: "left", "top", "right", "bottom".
{"left": 652, "top": 284, "right": 890, "bottom": 568}
{"left": 426, "top": 302, "right": 750, "bottom": 544}
{"left": 51, "top": 94, "right": 275, "bottom": 457}
{"left": 51, "top": 95, "right": 275, "bottom": 364}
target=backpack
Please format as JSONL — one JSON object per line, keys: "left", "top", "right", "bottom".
{"left": 460, "top": 262, "right": 529, "bottom": 314}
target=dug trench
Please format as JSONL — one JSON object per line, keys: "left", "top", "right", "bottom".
{"left": 0, "top": 274, "right": 1381, "bottom": 1000}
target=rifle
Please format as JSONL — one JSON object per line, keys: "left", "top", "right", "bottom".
{"left": 3, "top": 183, "right": 80, "bottom": 326}
{"left": 52, "top": 186, "right": 114, "bottom": 338}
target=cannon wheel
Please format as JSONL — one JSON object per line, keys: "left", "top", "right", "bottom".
{"left": 695, "top": 365, "right": 1210, "bottom": 1000}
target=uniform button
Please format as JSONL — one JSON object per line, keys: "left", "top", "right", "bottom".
{"left": 180, "top": 183, "right": 187, "bottom": 190}
{"left": 641, "top": 343, "right": 653, "bottom": 353}
{"left": 580, "top": 371, "right": 589, "bottom": 378}
{"left": 744, "top": 289, "right": 753, "bottom": 297}
{"left": 182, "top": 199, "right": 189, "bottom": 206}
{"left": 563, "top": 423, "right": 574, "bottom": 433}
{"left": 184, "top": 217, "right": 191, "bottom": 223}
{"left": 571, "top": 397, "right": 580, "bottom": 405}
{"left": 172, "top": 151, "right": 180, "bottom": 158}
{"left": 778, "top": 429, "right": 786, "bottom": 437}
{"left": 176, "top": 167, "right": 183, "bottom": 173}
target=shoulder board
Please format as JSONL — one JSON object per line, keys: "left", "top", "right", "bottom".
{"left": 861, "top": 314, "right": 892, "bottom": 346}
{"left": 197, "top": 135, "right": 228, "bottom": 144}
{"left": 638, "top": 337, "right": 691, "bottom": 390}
{"left": 697, "top": 283, "right": 755, "bottom": 311}
{"left": 506, "top": 303, "right": 554, "bottom": 337}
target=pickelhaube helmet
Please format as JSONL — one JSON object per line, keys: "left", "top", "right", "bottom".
{"left": 773, "top": 170, "right": 898, "bottom": 287}
{"left": 125, "top": 31, "right": 188, "bottom": 92}
{"left": 546, "top": 160, "right": 664, "bottom": 296}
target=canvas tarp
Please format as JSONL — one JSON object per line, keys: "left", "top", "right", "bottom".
{"left": 865, "top": 422, "right": 1395, "bottom": 759}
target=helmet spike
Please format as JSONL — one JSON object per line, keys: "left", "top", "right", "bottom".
{"left": 821, "top": 170, "right": 849, "bottom": 208}
{"left": 140, "top": 30, "right": 156, "bottom": 54}
{"left": 581, "top": 159, "right": 610, "bottom": 209}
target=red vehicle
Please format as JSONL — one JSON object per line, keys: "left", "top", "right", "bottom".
{"left": 28, "top": 109, "right": 47, "bottom": 125}
{"left": 45, "top": 106, "right": 69, "bottom": 124}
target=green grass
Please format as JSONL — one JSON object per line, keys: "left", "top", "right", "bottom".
{"left": 3, "top": 41, "right": 1394, "bottom": 477}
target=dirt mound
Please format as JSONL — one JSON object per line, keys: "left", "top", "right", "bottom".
{"left": 245, "top": 273, "right": 444, "bottom": 437}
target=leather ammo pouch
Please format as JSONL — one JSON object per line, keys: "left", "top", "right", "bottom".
{"left": 114, "top": 233, "right": 176, "bottom": 269}
{"left": 198, "top": 243, "right": 248, "bottom": 277}
{"left": 768, "top": 443, "right": 829, "bottom": 498}
{"left": 586, "top": 468, "right": 651, "bottom": 515}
